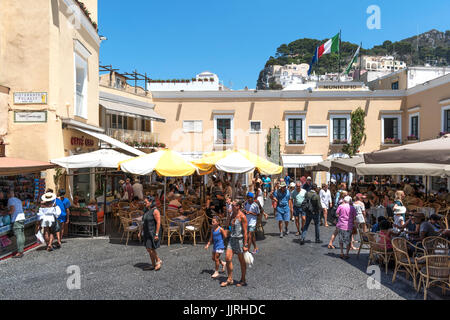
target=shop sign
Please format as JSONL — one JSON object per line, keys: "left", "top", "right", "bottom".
{"left": 71, "top": 136, "right": 95, "bottom": 147}
{"left": 14, "top": 92, "right": 48, "bottom": 104}
{"left": 308, "top": 125, "right": 328, "bottom": 137}
{"left": 14, "top": 111, "right": 47, "bottom": 123}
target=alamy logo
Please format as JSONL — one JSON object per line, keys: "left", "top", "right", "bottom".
{"left": 66, "top": 265, "right": 81, "bottom": 290}
{"left": 366, "top": 5, "right": 381, "bottom": 30}
{"left": 366, "top": 265, "right": 381, "bottom": 290}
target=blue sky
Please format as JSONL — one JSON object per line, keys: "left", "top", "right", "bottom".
{"left": 99, "top": 0, "right": 450, "bottom": 90}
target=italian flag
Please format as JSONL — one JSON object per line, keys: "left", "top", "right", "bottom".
{"left": 345, "top": 45, "right": 361, "bottom": 75}
{"left": 317, "top": 33, "right": 340, "bottom": 58}
{"left": 308, "top": 32, "right": 340, "bottom": 75}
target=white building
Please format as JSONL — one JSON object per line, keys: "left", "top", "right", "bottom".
{"left": 147, "top": 71, "right": 228, "bottom": 91}
{"left": 367, "top": 66, "right": 450, "bottom": 90}
{"left": 361, "top": 56, "right": 407, "bottom": 72}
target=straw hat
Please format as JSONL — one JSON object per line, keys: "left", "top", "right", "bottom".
{"left": 279, "top": 181, "right": 287, "bottom": 188}
{"left": 41, "top": 192, "right": 56, "bottom": 203}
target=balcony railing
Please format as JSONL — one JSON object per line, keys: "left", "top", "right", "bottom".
{"left": 107, "top": 128, "right": 159, "bottom": 148}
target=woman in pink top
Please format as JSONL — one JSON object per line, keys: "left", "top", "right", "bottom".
{"left": 336, "top": 196, "right": 357, "bottom": 259}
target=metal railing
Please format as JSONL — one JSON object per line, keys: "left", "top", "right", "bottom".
{"left": 107, "top": 128, "right": 159, "bottom": 146}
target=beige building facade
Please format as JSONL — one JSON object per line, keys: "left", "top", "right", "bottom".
{"left": 0, "top": 0, "right": 101, "bottom": 193}
{"left": 152, "top": 74, "right": 450, "bottom": 184}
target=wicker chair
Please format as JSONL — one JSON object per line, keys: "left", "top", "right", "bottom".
{"left": 415, "top": 255, "right": 450, "bottom": 300}
{"left": 184, "top": 215, "right": 205, "bottom": 246}
{"left": 119, "top": 216, "right": 140, "bottom": 246}
{"left": 422, "top": 237, "right": 450, "bottom": 256}
{"left": 357, "top": 223, "right": 371, "bottom": 259}
{"left": 367, "top": 232, "right": 394, "bottom": 274}
{"left": 392, "top": 237, "right": 425, "bottom": 289}
{"left": 164, "top": 215, "right": 184, "bottom": 246}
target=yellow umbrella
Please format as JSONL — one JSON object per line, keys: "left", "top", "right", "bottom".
{"left": 192, "top": 149, "right": 283, "bottom": 175}
{"left": 118, "top": 149, "right": 197, "bottom": 177}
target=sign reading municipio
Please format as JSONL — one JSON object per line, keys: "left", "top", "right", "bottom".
{"left": 14, "top": 92, "right": 47, "bottom": 104}
{"left": 14, "top": 111, "right": 47, "bottom": 123}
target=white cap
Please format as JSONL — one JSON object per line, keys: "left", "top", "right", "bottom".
{"left": 307, "top": 176, "right": 312, "bottom": 180}
{"left": 289, "top": 182, "right": 296, "bottom": 187}
{"left": 344, "top": 196, "right": 352, "bottom": 203}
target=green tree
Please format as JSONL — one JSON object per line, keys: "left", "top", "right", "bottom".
{"left": 342, "top": 108, "right": 366, "bottom": 157}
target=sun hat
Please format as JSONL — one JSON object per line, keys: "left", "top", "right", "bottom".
{"left": 280, "top": 181, "right": 287, "bottom": 188}
{"left": 344, "top": 196, "right": 352, "bottom": 203}
{"left": 289, "top": 182, "right": 296, "bottom": 188}
{"left": 41, "top": 192, "right": 57, "bottom": 203}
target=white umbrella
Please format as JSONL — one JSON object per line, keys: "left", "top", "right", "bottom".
{"left": 51, "top": 149, "right": 133, "bottom": 169}
{"left": 51, "top": 149, "right": 133, "bottom": 236}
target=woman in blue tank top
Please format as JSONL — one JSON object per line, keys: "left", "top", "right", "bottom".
{"left": 205, "top": 216, "right": 227, "bottom": 278}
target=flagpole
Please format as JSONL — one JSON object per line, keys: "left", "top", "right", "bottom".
{"left": 359, "top": 42, "right": 362, "bottom": 81}
{"left": 338, "top": 30, "right": 342, "bottom": 82}
{"left": 317, "top": 47, "right": 320, "bottom": 83}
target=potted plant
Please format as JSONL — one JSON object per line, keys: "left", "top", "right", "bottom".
{"left": 384, "top": 138, "right": 400, "bottom": 144}
{"left": 439, "top": 131, "right": 449, "bottom": 137}
{"left": 333, "top": 139, "right": 348, "bottom": 145}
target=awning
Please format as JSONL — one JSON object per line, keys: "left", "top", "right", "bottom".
{"left": 0, "top": 157, "right": 56, "bottom": 176}
{"left": 51, "top": 149, "right": 133, "bottom": 169}
{"left": 100, "top": 100, "right": 165, "bottom": 122}
{"left": 282, "top": 155, "right": 323, "bottom": 168}
{"left": 72, "top": 128, "right": 145, "bottom": 157}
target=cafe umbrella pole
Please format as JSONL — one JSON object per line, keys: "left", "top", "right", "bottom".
{"left": 164, "top": 176, "right": 167, "bottom": 216}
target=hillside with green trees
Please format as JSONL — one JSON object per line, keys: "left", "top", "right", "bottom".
{"left": 257, "top": 29, "right": 450, "bottom": 90}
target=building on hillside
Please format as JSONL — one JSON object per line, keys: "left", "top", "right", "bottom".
{"left": 147, "top": 71, "right": 228, "bottom": 91}
{"left": 151, "top": 73, "right": 450, "bottom": 190}
{"left": 366, "top": 66, "right": 450, "bottom": 90}
{"left": 361, "top": 56, "right": 407, "bottom": 73}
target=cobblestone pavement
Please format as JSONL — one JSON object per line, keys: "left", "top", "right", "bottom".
{"left": 0, "top": 202, "right": 442, "bottom": 300}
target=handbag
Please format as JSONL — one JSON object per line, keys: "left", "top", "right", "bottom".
{"left": 35, "top": 230, "right": 45, "bottom": 244}
{"left": 244, "top": 251, "right": 254, "bottom": 267}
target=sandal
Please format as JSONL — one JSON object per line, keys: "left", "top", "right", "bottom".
{"left": 220, "top": 280, "right": 234, "bottom": 287}
{"left": 236, "top": 281, "right": 247, "bottom": 287}
{"left": 340, "top": 254, "right": 345, "bottom": 259}
{"left": 154, "top": 260, "right": 162, "bottom": 271}
{"left": 295, "top": 232, "right": 300, "bottom": 236}
{"left": 211, "top": 272, "right": 220, "bottom": 279}
{"left": 328, "top": 245, "right": 336, "bottom": 249}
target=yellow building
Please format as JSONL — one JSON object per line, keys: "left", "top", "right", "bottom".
{"left": 0, "top": 0, "right": 144, "bottom": 201}
{"left": 152, "top": 75, "right": 450, "bottom": 185}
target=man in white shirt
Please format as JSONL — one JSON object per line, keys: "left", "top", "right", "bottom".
{"left": 7, "top": 190, "right": 25, "bottom": 258}
{"left": 319, "top": 184, "right": 332, "bottom": 227}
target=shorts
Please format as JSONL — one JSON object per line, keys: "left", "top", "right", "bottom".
{"left": 264, "top": 185, "right": 271, "bottom": 193}
{"left": 248, "top": 225, "right": 256, "bottom": 232}
{"left": 58, "top": 215, "right": 67, "bottom": 224}
{"left": 276, "top": 210, "right": 290, "bottom": 222}
{"left": 293, "top": 206, "right": 305, "bottom": 217}
{"left": 214, "top": 249, "right": 224, "bottom": 254}
{"left": 227, "top": 237, "right": 244, "bottom": 254}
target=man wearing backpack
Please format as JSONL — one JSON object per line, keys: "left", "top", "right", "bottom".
{"left": 300, "top": 184, "right": 323, "bottom": 245}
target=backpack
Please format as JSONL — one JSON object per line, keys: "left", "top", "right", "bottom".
{"left": 301, "top": 193, "right": 314, "bottom": 214}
